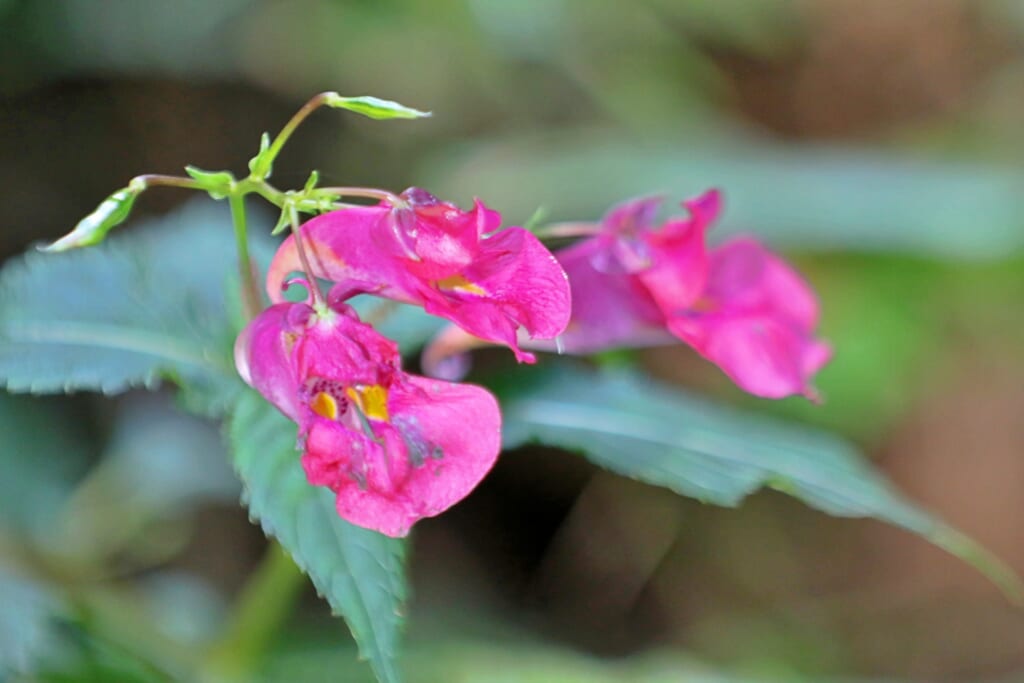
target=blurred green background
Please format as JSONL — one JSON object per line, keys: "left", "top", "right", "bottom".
{"left": 3, "top": 0, "right": 1024, "bottom": 680}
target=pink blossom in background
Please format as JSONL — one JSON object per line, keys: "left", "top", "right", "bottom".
{"left": 558, "top": 189, "right": 830, "bottom": 399}
{"left": 266, "top": 188, "right": 571, "bottom": 363}
{"left": 235, "top": 298, "right": 501, "bottom": 537}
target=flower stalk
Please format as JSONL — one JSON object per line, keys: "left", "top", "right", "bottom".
{"left": 229, "top": 194, "right": 262, "bottom": 320}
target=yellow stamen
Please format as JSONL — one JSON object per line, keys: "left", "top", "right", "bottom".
{"left": 310, "top": 391, "right": 339, "bottom": 420}
{"left": 435, "top": 274, "right": 486, "bottom": 296}
{"left": 346, "top": 384, "right": 390, "bottom": 422}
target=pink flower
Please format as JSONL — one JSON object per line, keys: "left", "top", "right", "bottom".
{"left": 266, "top": 188, "right": 571, "bottom": 363}
{"left": 234, "top": 297, "right": 501, "bottom": 537}
{"left": 557, "top": 190, "right": 830, "bottom": 399}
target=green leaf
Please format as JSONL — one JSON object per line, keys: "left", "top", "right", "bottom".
{"left": 499, "top": 365, "right": 1023, "bottom": 601}
{"left": 304, "top": 170, "right": 320, "bottom": 192}
{"left": 56, "top": 394, "right": 238, "bottom": 562}
{"left": 184, "top": 166, "right": 235, "bottom": 200}
{"left": 0, "top": 200, "right": 260, "bottom": 415}
{"left": 324, "top": 93, "right": 431, "bottom": 120}
{"left": 248, "top": 132, "right": 273, "bottom": 179}
{"left": 271, "top": 207, "right": 292, "bottom": 236}
{"left": 0, "top": 568, "right": 61, "bottom": 678}
{"left": 41, "top": 183, "right": 144, "bottom": 252}
{"left": 229, "top": 391, "right": 408, "bottom": 683}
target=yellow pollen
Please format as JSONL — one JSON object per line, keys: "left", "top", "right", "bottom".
{"left": 435, "top": 274, "right": 486, "bottom": 296}
{"left": 691, "top": 297, "right": 717, "bottom": 314}
{"left": 346, "top": 384, "right": 390, "bottom": 422}
{"left": 310, "top": 391, "right": 339, "bottom": 420}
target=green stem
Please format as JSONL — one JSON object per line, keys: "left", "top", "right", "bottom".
{"left": 201, "top": 543, "right": 307, "bottom": 682}
{"left": 289, "top": 203, "right": 326, "bottom": 309}
{"left": 228, "top": 194, "right": 261, "bottom": 320}
{"left": 236, "top": 177, "right": 286, "bottom": 206}
{"left": 316, "top": 186, "right": 403, "bottom": 205}
{"left": 530, "top": 222, "right": 601, "bottom": 240}
{"left": 131, "top": 174, "right": 204, "bottom": 191}
{"left": 254, "top": 92, "right": 334, "bottom": 178}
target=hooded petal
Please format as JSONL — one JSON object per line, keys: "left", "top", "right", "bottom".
{"left": 635, "top": 189, "right": 720, "bottom": 316}
{"left": 233, "top": 303, "right": 305, "bottom": 421}
{"left": 266, "top": 194, "right": 571, "bottom": 364}
{"left": 266, "top": 205, "right": 418, "bottom": 305}
{"left": 395, "top": 191, "right": 498, "bottom": 279}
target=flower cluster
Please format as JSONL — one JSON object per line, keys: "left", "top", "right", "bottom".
{"left": 236, "top": 187, "right": 830, "bottom": 537}
{"left": 236, "top": 188, "right": 569, "bottom": 537}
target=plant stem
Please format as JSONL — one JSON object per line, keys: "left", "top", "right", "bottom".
{"left": 236, "top": 177, "right": 286, "bottom": 206}
{"left": 289, "top": 203, "right": 325, "bottom": 309}
{"left": 131, "top": 174, "right": 204, "bottom": 191}
{"left": 530, "top": 222, "right": 601, "bottom": 240}
{"left": 201, "top": 543, "right": 307, "bottom": 682}
{"left": 257, "top": 92, "right": 334, "bottom": 178}
{"left": 317, "top": 186, "right": 403, "bottom": 205}
{"left": 228, "top": 194, "right": 261, "bottom": 320}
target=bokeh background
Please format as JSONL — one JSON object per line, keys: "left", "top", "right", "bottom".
{"left": 3, "top": 0, "right": 1024, "bottom": 680}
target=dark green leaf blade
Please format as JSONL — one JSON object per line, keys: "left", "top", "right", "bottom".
{"left": 229, "top": 391, "right": 408, "bottom": 683}
{"left": 500, "top": 365, "right": 1023, "bottom": 600}
{"left": 0, "top": 201, "right": 258, "bottom": 415}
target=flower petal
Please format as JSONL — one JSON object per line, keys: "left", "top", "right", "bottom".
{"left": 234, "top": 303, "right": 305, "bottom": 421}
{"left": 317, "top": 376, "right": 501, "bottom": 537}
{"left": 460, "top": 227, "right": 571, "bottom": 340}
{"left": 636, "top": 189, "right": 720, "bottom": 316}
{"left": 669, "top": 314, "right": 830, "bottom": 399}
{"left": 705, "top": 237, "right": 820, "bottom": 329}
{"left": 295, "top": 305, "right": 400, "bottom": 387}
{"left": 266, "top": 205, "right": 416, "bottom": 304}
{"left": 663, "top": 233, "right": 828, "bottom": 398}
{"left": 554, "top": 238, "right": 668, "bottom": 353}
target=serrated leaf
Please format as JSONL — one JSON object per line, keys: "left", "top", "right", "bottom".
{"left": 42, "top": 184, "right": 144, "bottom": 252}
{"left": 499, "top": 365, "right": 1023, "bottom": 601}
{"left": 0, "top": 201, "right": 264, "bottom": 415}
{"left": 324, "top": 93, "right": 430, "bottom": 120}
{"left": 229, "top": 391, "right": 408, "bottom": 683}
